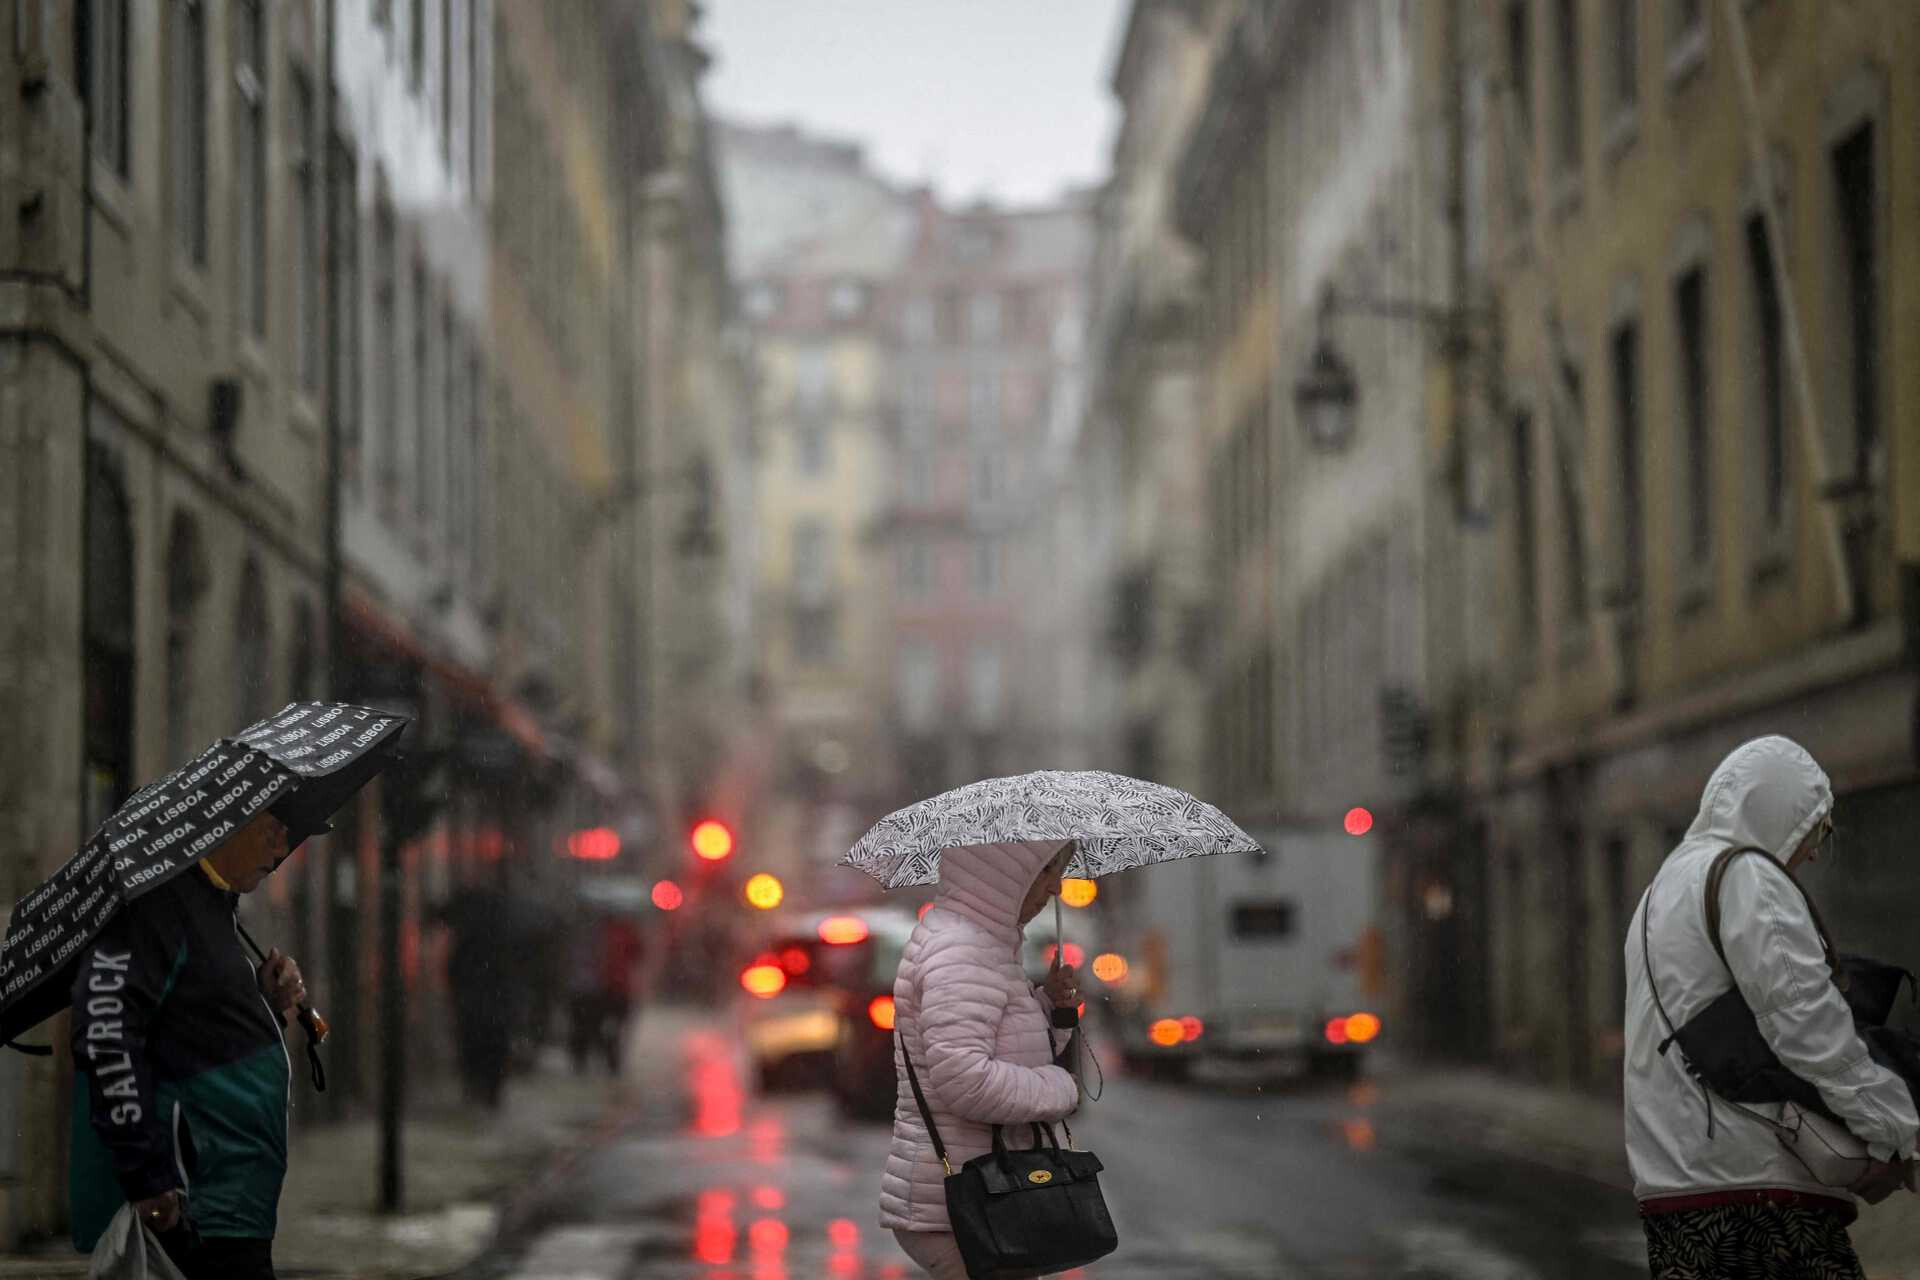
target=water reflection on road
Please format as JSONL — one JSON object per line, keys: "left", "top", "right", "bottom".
{"left": 473, "top": 1010, "right": 1646, "bottom": 1279}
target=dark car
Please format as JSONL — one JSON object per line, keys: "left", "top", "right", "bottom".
{"left": 737, "top": 909, "right": 913, "bottom": 1092}
{"left": 828, "top": 908, "right": 919, "bottom": 1121}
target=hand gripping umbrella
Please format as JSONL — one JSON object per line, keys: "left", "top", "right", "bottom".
{"left": 0, "top": 701, "right": 409, "bottom": 1087}
{"left": 843, "top": 770, "right": 1263, "bottom": 1087}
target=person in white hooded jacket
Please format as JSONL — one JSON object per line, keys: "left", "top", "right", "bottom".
{"left": 1626, "top": 736, "right": 1919, "bottom": 1276}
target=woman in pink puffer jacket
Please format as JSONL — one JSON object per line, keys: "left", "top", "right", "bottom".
{"left": 880, "top": 839, "right": 1083, "bottom": 1278}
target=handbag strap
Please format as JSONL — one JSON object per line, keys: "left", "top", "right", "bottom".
{"left": 898, "top": 1032, "right": 953, "bottom": 1177}
{"left": 1704, "top": 846, "right": 1839, "bottom": 982}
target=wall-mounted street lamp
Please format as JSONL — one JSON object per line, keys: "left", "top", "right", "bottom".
{"left": 1291, "top": 287, "right": 1496, "bottom": 457}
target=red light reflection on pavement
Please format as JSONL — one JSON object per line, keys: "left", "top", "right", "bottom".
{"left": 748, "top": 1114, "right": 784, "bottom": 1163}
{"left": 750, "top": 1184, "right": 784, "bottom": 1211}
{"left": 694, "top": 1188, "right": 736, "bottom": 1266}
{"left": 827, "top": 1218, "right": 861, "bottom": 1249}
{"left": 687, "top": 1032, "right": 743, "bottom": 1138}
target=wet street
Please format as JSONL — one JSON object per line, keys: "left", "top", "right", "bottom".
{"left": 463, "top": 1013, "right": 1649, "bottom": 1279}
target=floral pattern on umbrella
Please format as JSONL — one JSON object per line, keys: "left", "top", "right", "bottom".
{"left": 843, "top": 770, "right": 1262, "bottom": 889}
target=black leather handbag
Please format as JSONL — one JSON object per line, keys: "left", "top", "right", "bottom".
{"left": 900, "top": 1035, "right": 1118, "bottom": 1279}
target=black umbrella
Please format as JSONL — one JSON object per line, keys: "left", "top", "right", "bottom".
{"left": 0, "top": 701, "right": 409, "bottom": 1052}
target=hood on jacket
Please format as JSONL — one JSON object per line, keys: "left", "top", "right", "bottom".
{"left": 1683, "top": 736, "right": 1831, "bottom": 865}
{"left": 933, "top": 840, "right": 1072, "bottom": 945}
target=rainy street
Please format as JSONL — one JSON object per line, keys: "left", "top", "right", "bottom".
{"left": 465, "top": 1011, "right": 1648, "bottom": 1280}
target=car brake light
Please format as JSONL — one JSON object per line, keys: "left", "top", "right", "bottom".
{"left": 1324, "top": 1016, "right": 1350, "bottom": 1045}
{"left": 1148, "top": 1018, "right": 1184, "bottom": 1047}
{"left": 868, "top": 995, "right": 896, "bottom": 1030}
{"left": 1345, "top": 1011, "right": 1381, "bottom": 1044}
{"left": 819, "top": 916, "right": 869, "bottom": 945}
{"left": 779, "top": 946, "right": 812, "bottom": 975}
{"left": 1178, "top": 1015, "right": 1203, "bottom": 1043}
{"left": 741, "top": 959, "right": 786, "bottom": 998}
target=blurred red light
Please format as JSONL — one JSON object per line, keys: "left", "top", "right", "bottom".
{"left": 693, "top": 1220, "right": 735, "bottom": 1265}
{"left": 819, "top": 916, "right": 870, "bottom": 945}
{"left": 779, "top": 946, "right": 811, "bottom": 975}
{"left": 748, "top": 1219, "right": 789, "bottom": 1254}
{"left": 565, "top": 827, "right": 620, "bottom": 861}
{"left": 751, "top": 1185, "right": 784, "bottom": 1211}
{"left": 1325, "top": 1016, "right": 1350, "bottom": 1045}
{"left": 1344, "top": 807, "right": 1375, "bottom": 837}
{"left": 651, "top": 880, "right": 684, "bottom": 911}
{"left": 1045, "top": 942, "right": 1086, "bottom": 968}
{"left": 1179, "top": 1015, "right": 1204, "bottom": 1042}
{"left": 827, "top": 1219, "right": 860, "bottom": 1249}
{"left": 1346, "top": 1011, "right": 1381, "bottom": 1044}
{"left": 868, "top": 995, "right": 896, "bottom": 1030}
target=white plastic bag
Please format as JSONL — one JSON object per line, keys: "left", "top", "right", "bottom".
{"left": 87, "top": 1204, "right": 190, "bottom": 1280}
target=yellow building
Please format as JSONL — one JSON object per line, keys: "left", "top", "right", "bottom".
{"left": 1475, "top": 0, "right": 1920, "bottom": 1087}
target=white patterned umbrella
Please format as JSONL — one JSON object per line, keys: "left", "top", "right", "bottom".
{"left": 842, "top": 770, "right": 1262, "bottom": 889}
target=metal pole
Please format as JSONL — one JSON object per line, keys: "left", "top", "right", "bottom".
{"left": 378, "top": 818, "right": 403, "bottom": 1212}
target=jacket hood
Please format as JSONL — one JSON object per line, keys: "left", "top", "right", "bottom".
{"left": 1684, "top": 736, "right": 1831, "bottom": 864}
{"left": 933, "top": 840, "right": 1071, "bottom": 945}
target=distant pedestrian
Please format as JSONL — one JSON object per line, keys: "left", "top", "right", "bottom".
{"left": 1626, "top": 737, "right": 1919, "bottom": 1279}
{"left": 880, "top": 840, "right": 1080, "bottom": 1279}
{"left": 69, "top": 811, "right": 310, "bottom": 1280}
{"left": 441, "top": 883, "right": 515, "bottom": 1108}
{"left": 566, "top": 912, "right": 642, "bottom": 1075}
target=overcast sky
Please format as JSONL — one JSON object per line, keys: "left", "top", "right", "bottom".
{"left": 700, "top": 0, "right": 1128, "bottom": 206}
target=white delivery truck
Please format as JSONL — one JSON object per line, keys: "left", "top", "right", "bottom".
{"left": 1107, "top": 822, "right": 1383, "bottom": 1081}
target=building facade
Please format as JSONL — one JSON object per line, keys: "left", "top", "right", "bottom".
{"left": 881, "top": 195, "right": 1095, "bottom": 802}
{"left": 1472, "top": 0, "right": 1920, "bottom": 1089}
{"left": 718, "top": 123, "right": 910, "bottom": 900}
{"left": 0, "top": 0, "right": 732, "bottom": 1246}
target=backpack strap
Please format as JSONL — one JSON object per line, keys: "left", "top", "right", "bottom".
{"left": 1703, "top": 845, "right": 1840, "bottom": 984}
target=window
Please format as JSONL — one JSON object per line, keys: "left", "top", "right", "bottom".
{"left": 235, "top": 0, "right": 267, "bottom": 335}
{"left": 1831, "top": 122, "right": 1879, "bottom": 483}
{"left": 902, "top": 448, "right": 934, "bottom": 506}
{"left": 85, "top": 0, "right": 132, "bottom": 179}
{"left": 939, "top": 289, "right": 964, "bottom": 343}
{"left": 1513, "top": 411, "right": 1540, "bottom": 643}
{"left": 793, "top": 519, "right": 831, "bottom": 601}
{"left": 1505, "top": 1, "right": 1533, "bottom": 154}
{"left": 292, "top": 72, "right": 320, "bottom": 391}
{"left": 898, "top": 643, "right": 939, "bottom": 731}
{"left": 234, "top": 556, "right": 271, "bottom": 722}
{"left": 967, "top": 371, "right": 999, "bottom": 435}
{"left": 827, "top": 279, "right": 866, "bottom": 321}
{"left": 373, "top": 204, "right": 398, "bottom": 512}
{"left": 1675, "top": 267, "right": 1711, "bottom": 567}
{"left": 793, "top": 347, "right": 830, "bottom": 418}
{"left": 902, "top": 370, "right": 933, "bottom": 444}
{"left": 164, "top": 513, "right": 207, "bottom": 766}
{"left": 971, "top": 539, "right": 1001, "bottom": 597}
{"left": 972, "top": 451, "right": 1003, "bottom": 507}
{"left": 903, "top": 295, "right": 935, "bottom": 345}
{"left": 334, "top": 141, "right": 361, "bottom": 492}
{"left": 409, "top": 0, "right": 425, "bottom": 89}
{"left": 1610, "top": 0, "right": 1638, "bottom": 115}
{"left": 791, "top": 605, "right": 836, "bottom": 665}
{"left": 414, "top": 261, "right": 433, "bottom": 526}
{"left": 1551, "top": 0, "right": 1581, "bottom": 174}
{"left": 1609, "top": 319, "right": 1645, "bottom": 596}
{"left": 84, "top": 445, "right": 135, "bottom": 831}
{"left": 968, "top": 292, "right": 1001, "bottom": 345}
{"left": 1746, "top": 215, "right": 1787, "bottom": 530}
{"left": 742, "top": 282, "right": 780, "bottom": 321}
{"left": 171, "top": 0, "right": 209, "bottom": 265}
{"left": 1556, "top": 364, "right": 1591, "bottom": 627}
{"left": 796, "top": 422, "right": 829, "bottom": 475}
{"left": 900, "top": 541, "right": 934, "bottom": 599}
{"left": 1230, "top": 900, "right": 1297, "bottom": 940}
{"left": 966, "top": 648, "right": 1001, "bottom": 727}
{"left": 440, "top": 0, "right": 454, "bottom": 166}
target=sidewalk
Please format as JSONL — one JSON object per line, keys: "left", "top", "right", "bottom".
{"left": 0, "top": 1006, "right": 705, "bottom": 1280}
{"left": 1371, "top": 1056, "right": 1920, "bottom": 1280}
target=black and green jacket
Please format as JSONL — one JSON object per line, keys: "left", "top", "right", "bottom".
{"left": 69, "top": 866, "right": 290, "bottom": 1251}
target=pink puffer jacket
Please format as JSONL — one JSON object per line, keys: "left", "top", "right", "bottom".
{"left": 878, "top": 840, "right": 1080, "bottom": 1233}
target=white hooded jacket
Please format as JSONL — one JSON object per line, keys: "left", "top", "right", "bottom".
{"left": 1624, "top": 736, "right": 1920, "bottom": 1203}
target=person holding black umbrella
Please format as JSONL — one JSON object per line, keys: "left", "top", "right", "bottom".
{"left": 69, "top": 806, "right": 314, "bottom": 1280}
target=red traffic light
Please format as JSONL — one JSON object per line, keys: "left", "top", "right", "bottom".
{"left": 566, "top": 827, "right": 620, "bottom": 860}
{"left": 1344, "top": 807, "right": 1375, "bottom": 837}
{"left": 691, "top": 819, "right": 735, "bottom": 861}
